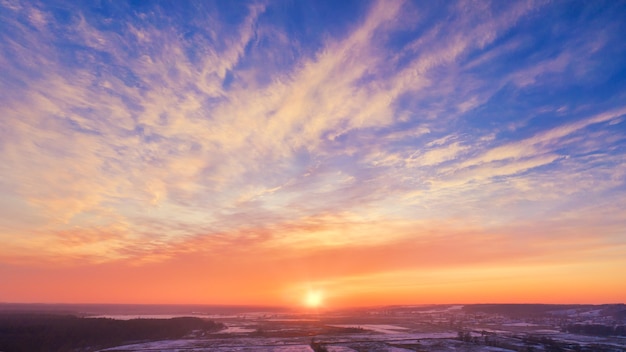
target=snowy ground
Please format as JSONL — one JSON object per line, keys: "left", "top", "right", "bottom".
{"left": 98, "top": 305, "right": 626, "bottom": 352}
{"left": 100, "top": 331, "right": 508, "bottom": 351}
{"left": 328, "top": 324, "right": 409, "bottom": 334}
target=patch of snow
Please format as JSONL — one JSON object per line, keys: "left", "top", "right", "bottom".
{"left": 220, "top": 326, "right": 256, "bottom": 333}
{"left": 503, "top": 322, "right": 538, "bottom": 327}
{"left": 91, "top": 314, "right": 211, "bottom": 320}
{"left": 326, "top": 346, "right": 358, "bottom": 352}
{"left": 267, "top": 346, "right": 314, "bottom": 351}
{"left": 398, "top": 332, "right": 458, "bottom": 339}
{"left": 208, "top": 345, "right": 315, "bottom": 351}
{"left": 478, "top": 328, "right": 508, "bottom": 334}
{"left": 418, "top": 305, "right": 465, "bottom": 314}
{"left": 101, "top": 339, "right": 200, "bottom": 350}
{"left": 533, "top": 329, "right": 560, "bottom": 334}
{"left": 329, "top": 324, "right": 408, "bottom": 334}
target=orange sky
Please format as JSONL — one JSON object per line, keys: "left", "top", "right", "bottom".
{"left": 2, "top": 218, "right": 625, "bottom": 307}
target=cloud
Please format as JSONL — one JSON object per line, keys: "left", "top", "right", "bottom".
{"left": 0, "top": 0, "right": 625, "bottom": 309}
{"left": 409, "top": 141, "right": 470, "bottom": 167}
{"left": 463, "top": 107, "right": 626, "bottom": 167}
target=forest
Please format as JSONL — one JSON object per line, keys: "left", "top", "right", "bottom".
{"left": 0, "top": 313, "right": 223, "bottom": 352}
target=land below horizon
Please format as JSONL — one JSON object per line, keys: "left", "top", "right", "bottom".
{"left": 1, "top": 303, "right": 625, "bottom": 352}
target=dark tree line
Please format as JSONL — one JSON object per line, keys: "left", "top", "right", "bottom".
{"left": 565, "top": 324, "right": 626, "bottom": 336}
{"left": 0, "top": 314, "right": 224, "bottom": 352}
{"left": 310, "top": 338, "right": 329, "bottom": 352}
{"left": 462, "top": 304, "right": 587, "bottom": 317}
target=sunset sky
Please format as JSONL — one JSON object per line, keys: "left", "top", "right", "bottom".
{"left": 1, "top": 0, "right": 625, "bottom": 308}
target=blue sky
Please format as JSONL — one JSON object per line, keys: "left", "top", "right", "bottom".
{"left": 1, "top": 0, "right": 625, "bottom": 305}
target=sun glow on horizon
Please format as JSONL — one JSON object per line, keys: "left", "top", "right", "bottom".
{"left": 304, "top": 290, "right": 324, "bottom": 308}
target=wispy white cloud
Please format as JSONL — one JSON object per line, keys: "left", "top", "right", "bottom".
{"left": 0, "top": 0, "right": 625, "bottom": 273}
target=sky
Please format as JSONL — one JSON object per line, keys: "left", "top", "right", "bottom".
{"left": 1, "top": 0, "right": 625, "bottom": 308}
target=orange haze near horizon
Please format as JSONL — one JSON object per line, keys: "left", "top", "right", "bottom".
{"left": 2, "top": 228, "right": 624, "bottom": 308}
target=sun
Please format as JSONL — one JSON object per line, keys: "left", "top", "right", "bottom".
{"left": 304, "top": 290, "right": 324, "bottom": 308}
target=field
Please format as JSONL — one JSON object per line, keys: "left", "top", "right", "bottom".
{"left": 1, "top": 304, "right": 625, "bottom": 352}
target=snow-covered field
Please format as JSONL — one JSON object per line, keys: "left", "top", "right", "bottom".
{"left": 503, "top": 322, "right": 538, "bottom": 327}
{"left": 220, "top": 326, "right": 257, "bottom": 334}
{"left": 102, "top": 338, "right": 317, "bottom": 351}
{"left": 97, "top": 304, "right": 626, "bottom": 352}
{"left": 329, "top": 324, "right": 409, "bottom": 334}
{"left": 91, "top": 314, "right": 211, "bottom": 320}
{"left": 100, "top": 331, "right": 476, "bottom": 351}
